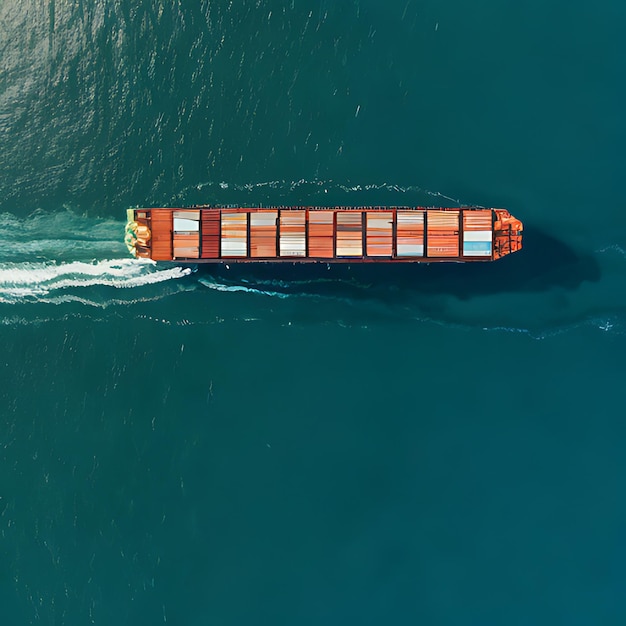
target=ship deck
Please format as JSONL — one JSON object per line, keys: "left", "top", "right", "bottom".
{"left": 125, "top": 206, "right": 523, "bottom": 263}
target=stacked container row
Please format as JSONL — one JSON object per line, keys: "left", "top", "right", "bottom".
{"left": 279, "top": 210, "right": 306, "bottom": 257}
{"left": 201, "top": 209, "right": 220, "bottom": 258}
{"left": 173, "top": 210, "right": 200, "bottom": 259}
{"left": 308, "top": 211, "right": 334, "bottom": 258}
{"left": 463, "top": 209, "right": 492, "bottom": 257}
{"left": 427, "top": 210, "right": 459, "bottom": 257}
{"left": 221, "top": 212, "right": 247, "bottom": 257}
{"left": 336, "top": 212, "right": 363, "bottom": 257}
{"left": 366, "top": 211, "right": 393, "bottom": 256}
{"left": 150, "top": 209, "right": 174, "bottom": 261}
{"left": 397, "top": 211, "right": 424, "bottom": 257}
{"left": 250, "top": 211, "right": 277, "bottom": 258}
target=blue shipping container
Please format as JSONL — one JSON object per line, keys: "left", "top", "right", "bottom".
{"left": 463, "top": 241, "right": 492, "bottom": 252}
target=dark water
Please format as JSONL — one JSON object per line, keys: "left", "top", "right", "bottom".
{"left": 1, "top": 2, "right": 626, "bottom": 624}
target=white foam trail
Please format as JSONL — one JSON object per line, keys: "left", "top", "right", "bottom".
{"left": 0, "top": 259, "right": 191, "bottom": 303}
{"left": 596, "top": 244, "right": 626, "bottom": 258}
{"left": 183, "top": 179, "right": 474, "bottom": 207}
{"left": 198, "top": 278, "right": 289, "bottom": 298}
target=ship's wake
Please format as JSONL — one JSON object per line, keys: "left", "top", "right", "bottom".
{"left": 0, "top": 210, "right": 192, "bottom": 306}
{"left": 170, "top": 177, "right": 469, "bottom": 209}
{"left": 0, "top": 259, "right": 191, "bottom": 304}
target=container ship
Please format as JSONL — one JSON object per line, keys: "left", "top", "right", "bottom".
{"left": 125, "top": 206, "right": 522, "bottom": 263}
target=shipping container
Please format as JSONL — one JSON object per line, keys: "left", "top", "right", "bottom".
{"left": 463, "top": 209, "right": 492, "bottom": 231}
{"left": 173, "top": 233, "right": 199, "bottom": 259}
{"left": 173, "top": 209, "right": 200, "bottom": 233}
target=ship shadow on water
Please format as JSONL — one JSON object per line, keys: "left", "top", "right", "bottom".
{"left": 193, "top": 225, "right": 600, "bottom": 302}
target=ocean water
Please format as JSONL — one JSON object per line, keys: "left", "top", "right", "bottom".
{"left": 1, "top": 1, "right": 626, "bottom": 624}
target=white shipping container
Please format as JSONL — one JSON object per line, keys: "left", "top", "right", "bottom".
{"left": 366, "top": 212, "right": 393, "bottom": 230}
{"left": 463, "top": 230, "right": 492, "bottom": 242}
{"left": 336, "top": 247, "right": 362, "bottom": 257}
{"left": 173, "top": 217, "right": 200, "bottom": 232}
{"left": 397, "top": 211, "right": 424, "bottom": 225}
{"left": 250, "top": 211, "right": 277, "bottom": 226}
{"left": 221, "top": 242, "right": 247, "bottom": 256}
{"left": 397, "top": 244, "right": 424, "bottom": 256}
{"left": 279, "top": 238, "right": 306, "bottom": 256}
{"left": 336, "top": 241, "right": 363, "bottom": 256}
{"left": 173, "top": 210, "right": 200, "bottom": 222}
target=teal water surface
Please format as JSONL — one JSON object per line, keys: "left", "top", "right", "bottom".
{"left": 1, "top": 2, "right": 626, "bottom": 624}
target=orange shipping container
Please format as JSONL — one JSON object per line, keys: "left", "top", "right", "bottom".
{"left": 201, "top": 209, "right": 220, "bottom": 258}
{"left": 463, "top": 209, "right": 492, "bottom": 231}
{"left": 427, "top": 210, "right": 459, "bottom": 257}
{"left": 308, "top": 210, "right": 334, "bottom": 258}
{"left": 150, "top": 209, "right": 173, "bottom": 260}
{"left": 173, "top": 233, "right": 199, "bottom": 259}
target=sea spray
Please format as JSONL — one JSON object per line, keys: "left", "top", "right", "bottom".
{"left": 0, "top": 259, "right": 191, "bottom": 304}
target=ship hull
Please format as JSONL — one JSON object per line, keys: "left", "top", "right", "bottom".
{"left": 125, "top": 206, "right": 523, "bottom": 263}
